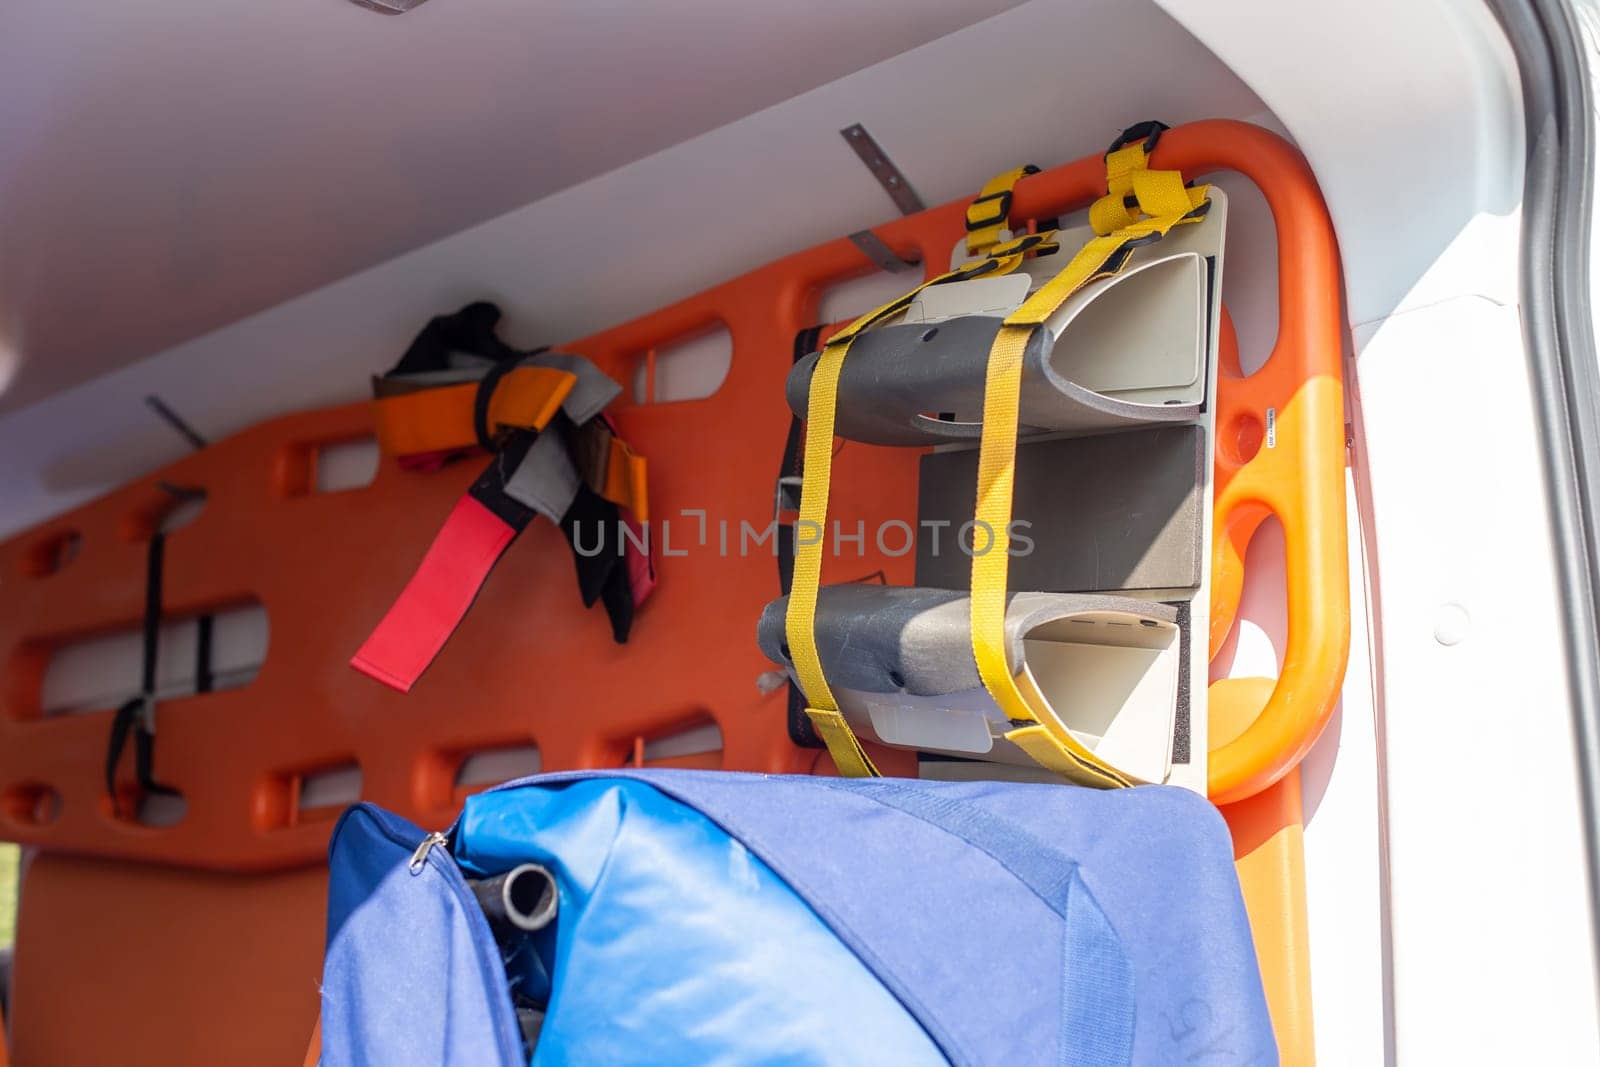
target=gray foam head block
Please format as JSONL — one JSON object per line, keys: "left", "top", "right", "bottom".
{"left": 785, "top": 316, "right": 1198, "bottom": 446}
{"left": 758, "top": 584, "right": 1175, "bottom": 698}
{"left": 916, "top": 425, "right": 1204, "bottom": 594}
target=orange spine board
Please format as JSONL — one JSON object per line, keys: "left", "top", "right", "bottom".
{"left": 0, "top": 120, "right": 1347, "bottom": 872}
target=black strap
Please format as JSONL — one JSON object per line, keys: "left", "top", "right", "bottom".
{"left": 389, "top": 301, "right": 516, "bottom": 376}
{"left": 140, "top": 531, "right": 163, "bottom": 694}
{"left": 388, "top": 301, "right": 551, "bottom": 377}
{"left": 1106, "top": 120, "right": 1168, "bottom": 158}
{"left": 472, "top": 356, "right": 524, "bottom": 453}
{"left": 105, "top": 531, "right": 182, "bottom": 817}
{"left": 466, "top": 429, "right": 540, "bottom": 530}
{"left": 776, "top": 325, "right": 820, "bottom": 520}
{"left": 558, "top": 483, "right": 634, "bottom": 644}
{"left": 558, "top": 483, "right": 620, "bottom": 606}
{"left": 598, "top": 561, "right": 636, "bottom": 644}
{"left": 105, "top": 698, "right": 142, "bottom": 815}
{"left": 194, "top": 614, "right": 215, "bottom": 694}
{"left": 780, "top": 326, "right": 825, "bottom": 749}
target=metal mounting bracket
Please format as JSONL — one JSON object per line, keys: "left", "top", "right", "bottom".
{"left": 840, "top": 123, "right": 926, "bottom": 215}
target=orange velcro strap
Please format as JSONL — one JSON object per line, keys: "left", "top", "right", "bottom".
{"left": 373, "top": 366, "right": 576, "bottom": 456}
{"left": 601, "top": 435, "right": 649, "bottom": 521}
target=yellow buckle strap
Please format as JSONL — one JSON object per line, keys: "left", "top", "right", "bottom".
{"left": 1088, "top": 124, "right": 1206, "bottom": 238}
{"left": 965, "top": 164, "right": 1040, "bottom": 257}
{"left": 970, "top": 161, "right": 1211, "bottom": 788}
{"left": 784, "top": 251, "right": 1032, "bottom": 778}
{"left": 804, "top": 707, "right": 882, "bottom": 778}
{"left": 971, "top": 315, "right": 1137, "bottom": 788}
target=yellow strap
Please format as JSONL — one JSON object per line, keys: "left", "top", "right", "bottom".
{"left": 971, "top": 151, "right": 1210, "bottom": 788}
{"left": 1129, "top": 168, "right": 1200, "bottom": 221}
{"left": 965, "top": 165, "right": 1039, "bottom": 257}
{"left": 1089, "top": 142, "right": 1150, "bottom": 233}
{"left": 806, "top": 707, "right": 882, "bottom": 778}
{"left": 785, "top": 250, "right": 1033, "bottom": 777}
{"left": 1104, "top": 142, "right": 1148, "bottom": 196}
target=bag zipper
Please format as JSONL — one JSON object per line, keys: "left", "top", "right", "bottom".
{"left": 410, "top": 830, "right": 448, "bottom": 873}
{"left": 332, "top": 805, "right": 525, "bottom": 1065}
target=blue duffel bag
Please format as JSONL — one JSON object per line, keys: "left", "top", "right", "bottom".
{"left": 319, "top": 770, "right": 1275, "bottom": 1065}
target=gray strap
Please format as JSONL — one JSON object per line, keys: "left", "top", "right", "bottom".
{"left": 503, "top": 429, "right": 583, "bottom": 524}
{"left": 522, "top": 351, "right": 622, "bottom": 427}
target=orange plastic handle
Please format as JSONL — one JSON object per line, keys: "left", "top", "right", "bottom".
{"left": 1003, "top": 121, "right": 1349, "bottom": 802}
{"left": 1187, "top": 137, "right": 1350, "bottom": 806}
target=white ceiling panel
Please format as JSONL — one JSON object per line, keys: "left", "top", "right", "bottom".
{"left": 0, "top": 0, "right": 1025, "bottom": 411}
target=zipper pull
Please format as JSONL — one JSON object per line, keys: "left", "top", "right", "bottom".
{"left": 409, "top": 831, "right": 448, "bottom": 874}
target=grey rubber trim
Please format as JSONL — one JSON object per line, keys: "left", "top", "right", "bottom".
{"left": 1489, "top": 0, "right": 1600, "bottom": 975}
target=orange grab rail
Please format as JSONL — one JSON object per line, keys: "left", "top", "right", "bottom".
{"left": 0, "top": 120, "right": 1347, "bottom": 871}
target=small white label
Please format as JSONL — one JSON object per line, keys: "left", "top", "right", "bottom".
{"left": 1265, "top": 407, "right": 1277, "bottom": 449}
{"left": 860, "top": 696, "right": 996, "bottom": 754}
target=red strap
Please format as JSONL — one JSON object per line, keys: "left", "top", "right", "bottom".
{"left": 623, "top": 513, "right": 657, "bottom": 608}
{"left": 350, "top": 495, "right": 517, "bottom": 692}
